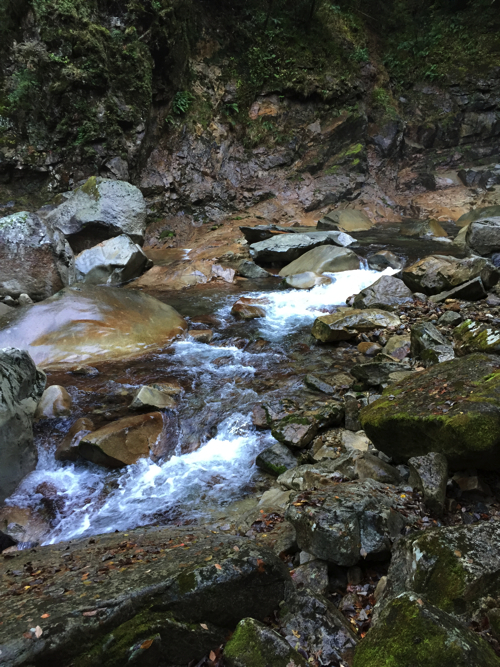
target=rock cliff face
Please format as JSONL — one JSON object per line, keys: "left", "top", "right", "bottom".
{"left": 1, "top": 1, "right": 500, "bottom": 222}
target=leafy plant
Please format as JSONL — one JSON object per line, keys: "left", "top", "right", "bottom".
{"left": 171, "top": 91, "right": 194, "bottom": 115}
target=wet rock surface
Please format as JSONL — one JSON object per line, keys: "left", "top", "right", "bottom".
{"left": 279, "top": 245, "right": 360, "bottom": 277}
{"left": 353, "top": 275, "right": 413, "bottom": 311}
{"left": 402, "top": 255, "right": 498, "bottom": 296}
{"left": 74, "top": 235, "right": 150, "bottom": 285}
{"left": 249, "top": 231, "right": 355, "bottom": 264}
{"left": 312, "top": 309, "right": 400, "bottom": 343}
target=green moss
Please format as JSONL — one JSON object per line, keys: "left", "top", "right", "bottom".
{"left": 353, "top": 595, "right": 499, "bottom": 667}
{"left": 177, "top": 569, "right": 197, "bottom": 595}
{"left": 79, "top": 175, "right": 100, "bottom": 201}
{"left": 225, "top": 618, "right": 306, "bottom": 667}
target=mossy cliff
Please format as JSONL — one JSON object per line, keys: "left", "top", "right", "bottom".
{"left": 1, "top": 0, "right": 499, "bottom": 214}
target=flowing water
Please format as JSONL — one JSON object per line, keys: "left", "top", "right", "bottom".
{"left": 6, "top": 267, "right": 395, "bottom": 545}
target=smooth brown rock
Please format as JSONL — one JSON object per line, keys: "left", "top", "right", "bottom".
{"left": 79, "top": 412, "right": 167, "bottom": 468}
{"left": 130, "top": 386, "right": 177, "bottom": 410}
{"left": 231, "top": 297, "right": 269, "bottom": 320}
{"left": 357, "top": 342, "right": 382, "bottom": 356}
{"left": 187, "top": 329, "right": 214, "bottom": 344}
{"left": 55, "top": 417, "right": 95, "bottom": 462}
{"left": 35, "top": 385, "right": 72, "bottom": 419}
{"left": 0, "top": 285, "right": 187, "bottom": 369}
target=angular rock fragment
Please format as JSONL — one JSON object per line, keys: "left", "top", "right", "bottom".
{"left": 256, "top": 443, "right": 298, "bottom": 476}
{"left": 353, "top": 275, "right": 413, "bottom": 311}
{"left": 408, "top": 452, "right": 448, "bottom": 515}
{"left": 402, "top": 254, "right": 498, "bottom": 295}
{"left": 312, "top": 309, "right": 400, "bottom": 343}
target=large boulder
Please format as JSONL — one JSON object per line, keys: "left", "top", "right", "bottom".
{"left": 0, "top": 526, "right": 292, "bottom": 666}
{"left": 75, "top": 235, "right": 150, "bottom": 285}
{"left": 312, "top": 309, "right": 400, "bottom": 343}
{"left": 465, "top": 205, "right": 500, "bottom": 256}
{"left": 279, "top": 245, "right": 360, "bottom": 277}
{"left": 353, "top": 275, "right": 413, "bottom": 311}
{"left": 249, "top": 231, "right": 355, "bottom": 264}
{"left": 353, "top": 593, "right": 499, "bottom": 667}
{"left": 0, "top": 286, "right": 187, "bottom": 370}
{"left": 0, "top": 211, "right": 74, "bottom": 302}
{"left": 46, "top": 177, "right": 147, "bottom": 252}
{"left": 375, "top": 523, "right": 500, "bottom": 623}
{"left": 284, "top": 272, "right": 332, "bottom": 289}
{"left": 285, "top": 480, "right": 407, "bottom": 566}
{"left": 0, "top": 348, "right": 46, "bottom": 503}
{"left": 360, "top": 353, "right": 500, "bottom": 470}
{"left": 79, "top": 412, "right": 169, "bottom": 468}
{"left": 402, "top": 255, "right": 498, "bottom": 295}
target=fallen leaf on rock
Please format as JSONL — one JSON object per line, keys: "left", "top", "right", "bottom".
{"left": 454, "top": 550, "right": 462, "bottom": 557}
{"left": 205, "top": 556, "right": 213, "bottom": 561}
{"left": 83, "top": 611, "right": 98, "bottom": 617}
{"left": 214, "top": 564, "right": 222, "bottom": 570}
{"left": 233, "top": 546, "right": 239, "bottom": 552}
{"left": 257, "top": 559, "right": 265, "bottom": 573}
{"left": 200, "top": 623, "right": 208, "bottom": 630}
{"left": 209, "top": 651, "right": 216, "bottom": 661}
{"left": 140, "top": 639, "right": 153, "bottom": 650}
{"left": 35, "top": 626, "right": 43, "bottom": 639}
{"left": 41, "top": 614, "right": 49, "bottom": 619}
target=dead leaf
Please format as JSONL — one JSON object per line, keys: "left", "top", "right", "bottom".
{"left": 204, "top": 556, "right": 213, "bottom": 561}
{"left": 35, "top": 626, "right": 43, "bottom": 639}
{"left": 209, "top": 651, "right": 216, "bottom": 661}
{"left": 454, "top": 550, "right": 462, "bottom": 558}
{"left": 292, "top": 629, "right": 300, "bottom": 638}
{"left": 200, "top": 623, "right": 208, "bottom": 630}
{"left": 140, "top": 639, "right": 154, "bottom": 650}
{"left": 41, "top": 614, "right": 50, "bottom": 619}
{"left": 214, "top": 563, "right": 222, "bottom": 570}
{"left": 83, "top": 610, "right": 98, "bottom": 617}
{"left": 233, "top": 546, "right": 239, "bottom": 552}
{"left": 257, "top": 559, "right": 265, "bottom": 573}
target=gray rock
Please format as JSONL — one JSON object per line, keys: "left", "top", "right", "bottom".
{"left": 402, "top": 254, "right": 498, "bottom": 296}
{"left": 383, "top": 335, "right": 411, "bottom": 360}
{"left": 410, "top": 322, "right": 455, "bottom": 365}
{"left": 292, "top": 559, "right": 329, "bottom": 595}
{"left": 256, "top": 443, "right": 298, "bottom": 477}
{"left": 375, "top": 522, "right": 500, "bottom": 624}
{"left": 284, "top": 272, "right": 332, "bottom": 289}
{"left": 305, "top": 374, "right": 336, "bottom": 395}
{"left": 279, "top": 589, "right": 358, "bottom": 665}
{"left": 357, "top": 593, "right": 499, "bottom": 667}
{"left": 312, "top": 309, "right": 400, "bottom": 343}
{"left": 353, "top": 276, "right": 413, "bottom": 311}
{"left": 75, "top": 234, "right": 149, "bottom": 285}
{"left": 355, "top": 452, "right": 402, "bottom": 485}
{"left": 285, "top": 479, "right": 407, "bottom": 566}
{"left": 237, "top": 260, "right": 270, "bottom": 279}
{"left": 271, "top": 403, "right": 344, "bottom": 449}
{"left": 47, "top": 177, "right": 147, "bottom": 252}
{"left": 0, "top": 303, "right": 13, "bottom": 318}
{"left": 344, "top": 394, "right": 361, "bottom": 431}
{"left": 279, "top": 245, "right": 360, "bottom": 276}
{"left": 0, "top": 348, "right": 46, "bottom": 503}
{"left": 408, "top": 452, "right": 448, "bottom": 515}
{"left": 0, "top": 211, "right": 75, "bottom": 302}
{"left": 249, "top": 231, "right": 355, "bottom": 264}
{"left": 239, "top": 224, "right": 317, "bottom": 244}
{"left": 277, "top": 452, "right": 361, "bottom": 491}
{"left": 224, "top": 618, "right": 307, "bottom": 667}
{"left": 351, "top": 358, "right": 408, "bottom": 387}
{"left": 465, "top": 205, "right": 500, "bottom": 256}
{"left": 429, "top": 277, "right": 487, "bottom": 303}
{"left": 367, "top": 250, "right": 404, "bottom": 271}
{"left": 438, "top": 311, "right": 462, "bottom": 327}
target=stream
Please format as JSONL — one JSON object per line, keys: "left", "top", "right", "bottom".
{"left": 6, "top": 267, "right": 395, "bottom": 545}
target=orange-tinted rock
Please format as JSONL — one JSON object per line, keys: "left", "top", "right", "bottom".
{"left": 79, "top": 412, "right": 168, "bottom": 468}
{"left": 187, "top": 330, "right": 214, "bottom": 344}
{"left": 357, "top": 342, "right": 382, "bottom": 356}
{"left": 55, "top": 417, "right": 95, "bottom": 462}
{"left": 231, "top": 297, "right": 269, "bottom": 320}
{"left": 35, "top": 385, "right": 72, "bottom": 419}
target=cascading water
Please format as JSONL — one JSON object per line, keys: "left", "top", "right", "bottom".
{"left": 6, "top": 267, "right": 394, "bottom": 544}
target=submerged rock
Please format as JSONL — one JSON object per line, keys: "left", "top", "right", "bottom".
{"left": 279, "top": 245, "right": 360, "bottom": 277}
{"left": 354, "top": 593, "right": 499, "bottom": 667}
{"left": 224, "top": 617, "right": 307, "bottom": 667}
{"left": 46, "top": 177, "right": 147, "bottom": 252}
{"left": 312, "top": 309, "right": 400, "bottom": 343}
{"left": 353, "top": 275, "right": 413, "bottom": 311}
{"left": 360, "top": 353, "right": 500, "bottom": 470}
{"left": 249, "top": 231, "right": 355, "bottom": 264}
{"left": 0, "top": 348, "right": 46, "bottom": 503}
{"left": 375, "top": 523, "right": 500, "bottom": 623}
{"left": 0, "top": 285, "right": 187, "bottom": 369}
{"left": 74, "top": 234, "right": 150, "bottom": 285}
{"left": 285, "top": 479, "right": 407, "bottom": 566}
{"left": 0, "top": 211, "right": 74, "bottom": 302}
{"left": 402, "top": 255, "right": 498, "bottom": 296}
{"left": 79, "top": 412, "right": 168, "bottom": 468}
{"left": 130, "top": 386, "right": 177, "bottom": 411}
{"left": 0, "top": 526, "right": 292, "bottom": 667}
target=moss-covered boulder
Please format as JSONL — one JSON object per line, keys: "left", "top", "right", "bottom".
{"left": 454, "top": 320, "right": 500, "bottom": 355}
{"left": 256, "top": 443, "right": 298, "bottom": 476}
{"left": 285, "top": 479, "right": 408, "bottom": 566}
{"left": 401, "top": 255, "right": 498, "bottom": 296}
{"left": 0, "top": 526, "right": 292, "bottom": 667}
{"left": 360, "top": 353, "right": 500, "bottom": 470}
{"left": 353, "top": 593, "right": 500, "bottom": 667}
{"left": 375, "top": 523, "right": 500, "bottom": 622}
{"left": 224, "top": 617, "right": 307, "bottom": 667}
